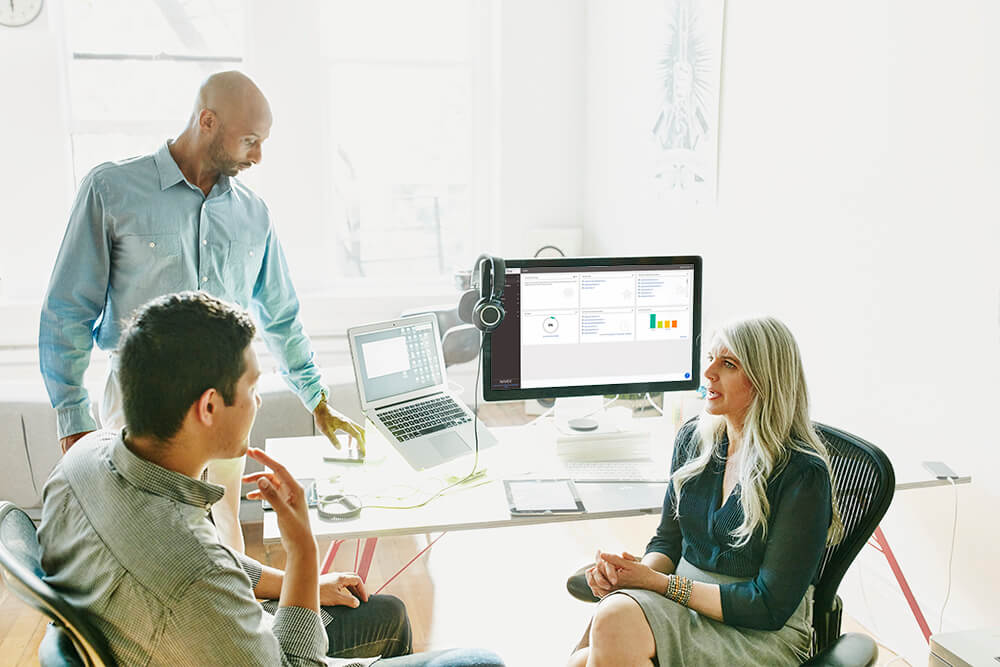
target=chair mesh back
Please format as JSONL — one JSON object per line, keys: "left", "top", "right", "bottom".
{"left": 0, "top": 502, "right": 117, "bottom": 666}
{"left": 0, "top": 504, "right": 45, "bottom": 578}
{"left": 810, "top": 424, "right": 895, "bottom": 649}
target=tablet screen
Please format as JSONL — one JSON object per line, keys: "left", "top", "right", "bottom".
{"left": 504, "top": 479, "right": 585, "bottom": 515}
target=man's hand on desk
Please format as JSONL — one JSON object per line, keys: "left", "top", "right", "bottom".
{"left": 60, "top": 430, "right": 94, "bottom": 454}
{"left": 314, "top": 398, "right": 366, "bottom": 456}
{"left": 320, "top": 572, "right": 369, "bottom": 608}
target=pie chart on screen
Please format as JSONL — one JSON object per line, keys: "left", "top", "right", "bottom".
{"left": 542, "top": 316, "right": 559, "bottom": 333}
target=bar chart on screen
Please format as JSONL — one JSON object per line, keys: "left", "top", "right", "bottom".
{"left": 648, "top": 314, "right": 679, "bottom": 329}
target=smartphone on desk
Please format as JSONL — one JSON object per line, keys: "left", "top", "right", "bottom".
{"left": 323, "top": 447, "right": 364, "bottom": 464}
{"left": 261, "top": 478, "right": 317, "bottom": 510}
{"left": 323, "top": 437, "right": 365, "bottom": 463}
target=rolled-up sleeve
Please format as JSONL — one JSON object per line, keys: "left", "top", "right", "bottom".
{"left": 39, "top": 170, "right": 110, "bottom": 438}
{"left": 250, "top": 218, "right": 327, "bottom": 413}
{"left": 719, "top": 461, "right": 832, "bottom": 630}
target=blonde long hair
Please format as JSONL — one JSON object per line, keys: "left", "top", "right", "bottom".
{"left": 672, "top": 316, "right": 843, "bottom": 548}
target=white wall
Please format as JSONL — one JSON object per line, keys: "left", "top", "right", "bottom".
{"left": 0, "top": 1, "right": 75, "bottom": 342}
{"left": 497, "top": 0, "right": 587, "bottom": 257}
{"left": 585, "top": 0, "right": 998, "bottom": 661}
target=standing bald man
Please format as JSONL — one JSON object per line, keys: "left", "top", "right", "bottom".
{"left": 39, "top": 71, "right": 364, "bottom": 552}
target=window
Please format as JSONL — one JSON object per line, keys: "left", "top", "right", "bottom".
{"left": 320, "top": 0, "right": 487, "bottom": 286}
{"left": 64, "top": 0, "right": 245, "bottom": 183}
{"left": 62, "top": 0, "right": 493, "bottom": 312}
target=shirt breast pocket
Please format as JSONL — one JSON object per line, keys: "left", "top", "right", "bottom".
{"left": 118, "top": 233, "right": 184, "bottom": 290}
{"left": 226, "top": 241, "right": 265, "bottom": 298}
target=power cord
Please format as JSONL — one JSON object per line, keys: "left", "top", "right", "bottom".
{"left": 644, "top": 392, "right": 664, "bottom": 416}
{"left": 938, "top": 477, "right": 959, "bottom": 632}
{"left": 580, "top": 394, "right": 620, "bottom": 419}
{"left": 525, "top": 402, "right": 556, "bottom": 426}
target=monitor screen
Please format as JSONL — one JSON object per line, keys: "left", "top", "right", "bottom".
{"left": 482, "top": 256, "right": 702, "bottom": 401}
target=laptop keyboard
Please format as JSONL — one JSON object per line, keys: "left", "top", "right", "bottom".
{"left": 377, "top": 395, "right": 472, "bottom": 442}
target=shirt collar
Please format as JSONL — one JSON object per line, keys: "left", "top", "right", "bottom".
{"left": 109, "top": 430, "right": 225, "bottom": 510}
{"left": 152, "top": 141, "right": 232, "bottom": 197}
{"left": 153, "top": 142, "right": 187, "bottom": 191}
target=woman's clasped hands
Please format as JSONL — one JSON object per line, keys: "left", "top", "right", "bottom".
{"left": 585, "top": 550, "right": 663, "bottom": 598}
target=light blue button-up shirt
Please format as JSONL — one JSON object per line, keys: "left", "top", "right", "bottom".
{"left": 40, "top": 142, "right": 327, "bottom": 438}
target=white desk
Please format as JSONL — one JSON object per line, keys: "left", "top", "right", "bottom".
{"left": 262, "top": 418, "right": 970, "bottom": 633}
{"left": 263, "top": 417, "right": 673, "bottom": 543}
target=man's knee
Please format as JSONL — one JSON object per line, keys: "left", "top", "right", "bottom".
{"left": 367, "top": 593, "right": 409, "bottom": 626}
{"left": 367, "top": 594, "right": 412, "bottom": 656}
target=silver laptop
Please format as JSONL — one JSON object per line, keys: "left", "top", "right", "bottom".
{"left": 347, "top": 314, "right": 498, "bottom": 470}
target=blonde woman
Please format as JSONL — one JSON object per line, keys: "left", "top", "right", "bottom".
{"left": 569, "top": 316, "right": 842, "bottom": 666}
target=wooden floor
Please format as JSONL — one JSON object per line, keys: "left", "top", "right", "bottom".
{"left": 1, "top": 402, "right": 908, "bottom": 665}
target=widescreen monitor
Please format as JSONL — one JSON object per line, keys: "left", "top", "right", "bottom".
{"left": 482, "top": 256, "right": 702, "bottom": 402}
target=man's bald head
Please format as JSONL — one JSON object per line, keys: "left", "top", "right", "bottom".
{"left": 177, "top": 70, "right": 273, "bottom": 179}
{"left": 194, "top": 70, "right": 271, "bottom": 128}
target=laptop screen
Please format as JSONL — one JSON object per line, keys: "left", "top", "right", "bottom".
{"left": 353, "top": 319, "right": 444, "bottom": 403}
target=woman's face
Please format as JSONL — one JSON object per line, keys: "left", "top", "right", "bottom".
{"left": 703, "top": 345, "right": 755, "bottom": 427}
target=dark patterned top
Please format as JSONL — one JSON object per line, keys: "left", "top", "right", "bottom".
{"left": 646, "top": 419, "right": 833, "bottom": 630}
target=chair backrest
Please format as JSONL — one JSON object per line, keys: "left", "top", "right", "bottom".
{"left": 0, "top": 502, "right": 116, "bottom": 667}
{"left": 810, "top": 423, "right": 895, "bottom": 652}
{"left": 401, "top": 305, "right": 480, "bottom": 366}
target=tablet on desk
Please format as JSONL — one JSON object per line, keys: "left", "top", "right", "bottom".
{"left": 504, "top": 479, "right": 585, "bottom": 516}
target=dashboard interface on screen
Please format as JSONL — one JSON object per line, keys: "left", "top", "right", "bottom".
{"left": 483, "top": 257, "right": 701, "bottom": 400}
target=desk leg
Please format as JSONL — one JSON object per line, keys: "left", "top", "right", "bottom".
{"left": 321, "top": 539, "right": 346, "bottom": 575}
{"left": 323, "top": 533, "right": 446, "bottom": 594}
{"left": 320, "top": 538, "right": 379, "bottom": 581}
{"left": 357, "top": 538, "right": 379, "bottom": 582}
{"left": 871, "top": 526, "right": 932, "bottom": 642}
{"left": 373, "top": 532, "right": 448, "bottom": 596}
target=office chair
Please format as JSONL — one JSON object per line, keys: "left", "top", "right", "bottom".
{"left": 565, "top": 422, "right": 895, "bottom": 667}
{"left": 401, "top": 305, "right": 480, "bottom": 366}
{"left": 0, "top": 501, "right": 116, "bottom": 667}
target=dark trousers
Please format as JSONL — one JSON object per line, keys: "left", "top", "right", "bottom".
{"left": 324, "top": 594, "right": 412, "bottom": 659}
{"left": 288, "top": 594, "right": 504, "bottom": 666}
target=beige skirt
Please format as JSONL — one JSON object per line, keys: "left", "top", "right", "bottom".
{"left": 610, "top": 558, "right": 813, "bottom": 666}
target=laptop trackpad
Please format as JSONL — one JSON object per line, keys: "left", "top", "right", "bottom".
{"left": 430, "top": 432, "right": 470, "bottom": 459}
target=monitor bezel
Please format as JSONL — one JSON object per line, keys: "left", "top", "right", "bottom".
{"left": 482, "top": 255, "right": 703, "bottom": 402}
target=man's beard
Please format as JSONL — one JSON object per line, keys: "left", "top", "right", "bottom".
{"left": 208, "top": 133, "right": 241, "bottom": 177}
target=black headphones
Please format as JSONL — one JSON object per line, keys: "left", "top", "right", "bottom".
{"left": 472, "top": 254, "right": 506, "bottom": 333}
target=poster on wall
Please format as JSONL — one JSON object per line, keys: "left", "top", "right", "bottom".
{"left": 649, "top": 0, "right": 724, "bottom": 204}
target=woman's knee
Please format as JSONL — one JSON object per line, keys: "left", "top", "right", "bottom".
{"left": 590, "top": 594, "right": 653, "bottom": 649}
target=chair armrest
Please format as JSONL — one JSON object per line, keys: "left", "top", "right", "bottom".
{"left": 801, "top": 632, "right": 878, "bottom": 667}
{"left": 39, "top": 623, "right": 85, "bottom": 667}
{"left": 566, "top": 565, "right": 600, "bottom": 603}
